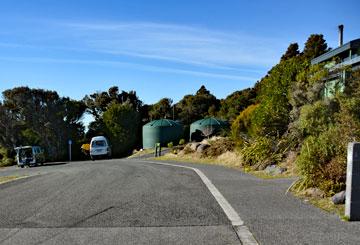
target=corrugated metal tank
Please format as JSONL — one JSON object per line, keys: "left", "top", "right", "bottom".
{"left": 190, "top": 117, "right": 228, "bottom": 141}
{"left": 142, "top": 119, "right": 183, "bottom": 149}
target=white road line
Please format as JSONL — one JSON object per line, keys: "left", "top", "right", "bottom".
{"left": 139, "top": 160, "right": 258, "bottom": 245}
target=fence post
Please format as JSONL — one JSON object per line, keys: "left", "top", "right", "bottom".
{"left": 154, "top": 143, "right": 161, "bottom": 157}
{"left": 345, "top": 142, "right": 360, "bottom": 220}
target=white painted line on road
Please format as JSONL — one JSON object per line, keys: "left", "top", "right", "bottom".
{"left": 139, "top": 160, "right": 258, "bottom": 245}
{"left": 234, "top": 226, "right": 259, "bottom": 245}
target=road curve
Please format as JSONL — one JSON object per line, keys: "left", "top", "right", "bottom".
{"left": 0, "top": 159, "right": 240, "bottom": 245}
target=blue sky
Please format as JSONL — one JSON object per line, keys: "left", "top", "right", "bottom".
{"left": 0, "top": 0, "right": 359, "bottom": 106}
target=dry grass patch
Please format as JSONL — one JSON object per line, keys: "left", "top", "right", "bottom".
{"left": 157, "top": 150, "right": 295, "bottom": 180}
{"left": 128, "top": 148, "right": 155, "bottom": 158}
{"left": 249, "top": 170, "right": 295, "bottom": 179}
{"left": 156, "top": 151, "right": 243, "bottom": 169}
{"left": 0, "top": 175, "right": 27, "bottom": 184}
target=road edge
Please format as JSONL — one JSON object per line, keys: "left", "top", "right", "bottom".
{"left": 0, "top": 175, "right": 29, "bottom": 186}
{"left": 138, "top": 160, "right": 258, "bottom": 245}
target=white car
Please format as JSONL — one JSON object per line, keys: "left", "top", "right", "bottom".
{"left": 90, "top": 136, "right": 112, "bottom": 160}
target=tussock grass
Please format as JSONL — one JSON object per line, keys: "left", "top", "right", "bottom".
{"left": 156, "top": 151, "right": 242, "bottom": 169}
{"left": 157, "top": 151, "right": 295, "bottom": 180}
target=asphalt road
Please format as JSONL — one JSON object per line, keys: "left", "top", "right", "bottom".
{"left": 0, "top": 159, "right": 240, "bottom": 245}
{"left": 2, "top": 158, "right": 360, "bottom": 245}
{"left": 156, "top": 160, "right": 360, "bottom": 245}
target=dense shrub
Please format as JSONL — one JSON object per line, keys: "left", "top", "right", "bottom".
{"left": 336, "top": 97, "right": 360, "bottom": 138}
{"left": 203, "top": 138, "right": 235, "bottom": 158}
{"left": 295, "top": 127, "right": 346, "bottom": 194}
{"left": 251, "top": 57, "right": 306, "bottom": 137}
{"left": 240, "top": 136, "right": 280, "bottom": 170}
{"left": 0, "top": 146, "right": 15, "bottom": 167}
{"left": 167, "top": 142, "right": 174, "bottom": 148}
{"left": 298, "top": 100, "right": 337, "bottom": 136}
{"left": 231, "top": 104, "right": 258, "bottom": 143}
{"left": 251, "top": 97, "right": 290, "bottom": 137}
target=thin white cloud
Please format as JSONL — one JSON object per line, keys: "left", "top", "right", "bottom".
{"left": 57, "top": 21, "right": 282, "bottom": 68}
{"left": 0, "top": 20, "right": 282, "bottom": 79}
{"left": 0, "top": 56, "right": 257, "bottom": 81}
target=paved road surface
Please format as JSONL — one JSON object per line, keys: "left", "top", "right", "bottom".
{"left": 1, "top": 158, "right": 360, "bottom": 244}
{"left": 153, "top": 160, "right": 360, "bottom": 245}
{"left": 0, "top": 159, "right": 239, "bottom": 245}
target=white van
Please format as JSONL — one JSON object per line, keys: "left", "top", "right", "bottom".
{"left": 14, "top": 146, "right": 45, "bottom": 167}
{"left": 90, "top": 136, "right": 112, "bottom": 160}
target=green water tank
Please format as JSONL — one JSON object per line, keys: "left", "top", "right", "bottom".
{"left": 142, "top": 119, "right": 183, "bottom": 149}
{"left": 190, "top": 117, "right": 228, "bottom": 141}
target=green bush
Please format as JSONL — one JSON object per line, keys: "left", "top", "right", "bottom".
{"left": 296, "top": 127, "right": 346, "bottom": 194}
{"left": 0, "top": 157, "right": 15, "bottom": 167}
{"left": 298, "top": 100, "right": 337, "bottom": 136}
{"left": 103, "top": 102, "right": 141, "bottom": 157}
{"left": 251, "top": 97, "right": 290, "bottom": 137}
{"left": 336, "top": 97, "right": 360, "bottom": 139}
{"left": 231, "top": 104, "right": 258, "bottom": 143}
{"left": 179, "top": 139, "right": 185, "bottom": 145}
{"left": 240, "top": 136, "right": 280, "bottom": 170}
{"left": 0, "top": 147, "right": 15, "bottom": 167}
{"left": 167, "top": 142, "right": 174, "bottom": 148}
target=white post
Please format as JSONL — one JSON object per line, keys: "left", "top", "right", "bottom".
{"left": 345, "top": 142, "right": 360, "bottom": 220}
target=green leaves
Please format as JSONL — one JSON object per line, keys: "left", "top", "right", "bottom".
{"left": 83, "top": 86, "right": 142, "bottom": 120}
{"left": 148, "top": 98, "right": 173, "bottom": 120}
{"left": 175, "top": 85, "right": 219, "bottom": 125}
{"left": 218, "top": 88, "right": 256, "bottom": 123}
{"left": 103, "top": 102, "right": 141, "bottom": 156}
{"left": 0, "top": 87, "right": 86, "bottom": 161}
{"left": 303, "top": 34, "right": 329, "bottom": 59}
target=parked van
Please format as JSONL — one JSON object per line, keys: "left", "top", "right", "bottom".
{"left": 90, "top": 136, "right": 112, "bottom": 160}
{"left": 14, "top": 146, "right": 45, "bottom": 168}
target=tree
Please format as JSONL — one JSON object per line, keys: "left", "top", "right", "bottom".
{"left": 83, "top": 86, "right": 143, "bottom": 120}
{"left": 281, "top": 43, "right": 300, "bottom": 61}
{"left": 176, "top": 85, "right": 219, "bottom": 125}
{"left": 148, "top": 98, "right": 173, "bottom": 120}
{"left": 201, "top": 125, "right": 216, "bottom": 138}
{"left": 103, "top": 102, "right": 141, "bottom": 156}
{"left": 303, "top": 34, "right": 329, "bottom": 59}
{"left": 0, "top": 102, "right": 22, "bottom": 151}
{"left": 251, "top": 56, "right": 307, "bottom": 137}
{"left": 83, "top": 86, "right": 145, "bottom": 148}
{"left": 218, "top": 88, "right": 256, "bottom": 122}
{"left": 1, "top": 87, "right": 86, "bottom": 161}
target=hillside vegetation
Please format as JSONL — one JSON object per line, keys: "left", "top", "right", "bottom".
{"left": 230, "top": 35, "right": 360, "bottom": 196}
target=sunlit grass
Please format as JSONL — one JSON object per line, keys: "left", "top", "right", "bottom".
{"left": 248, "top": 170, "right": 295, "bottom": 179}
{"left": 291, "top": 188, "right": 346, "bottom": 220}
{"left": 0, "top": 175, "right": 27, "bottom": 184}
{"left": 128, "top": 148, "right": 155, "bottom": 158}
{"left": 156, "top": 153, "right": 295, "bottom": 180}
{"left": 155, "top": 154, "right": 225, "bottom": 166}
